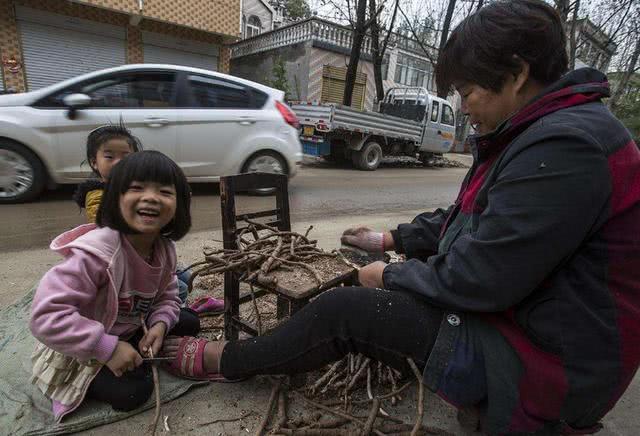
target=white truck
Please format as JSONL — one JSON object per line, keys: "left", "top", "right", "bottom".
{"left": 291, "top": 87, "right": 456, "bottom": 170}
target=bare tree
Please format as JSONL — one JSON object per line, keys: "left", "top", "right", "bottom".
{"left": 609, "top": 16, "right": 640, "bottom": 110}
{"left": 343, "top": 0, "right": 369, "bottom": 106}
{"left": 341, "top": 0, "right": 385, "bottom": 106}
{"left": 568, "top": 0, "right": 581, "bottom": 69}
{"left": 437, "top": 0, "right": 458, "bottom": 95}
{"left": 370, "top": 0, "right": 400, "bottom": 101}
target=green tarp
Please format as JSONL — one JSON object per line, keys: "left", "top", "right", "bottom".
{"left": 0, "top": 289, "right": 206, "bottom": 436}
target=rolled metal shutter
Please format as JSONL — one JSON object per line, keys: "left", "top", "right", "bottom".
{"left": 321, "top": 65, "right": 366, "bottom": 110}
{"left": 142, "top": 32, "right": 219, "bottom": 71}
{"left": 16, "top": 6, "right": 125, "bottom": 90}
{"left": 0, "top": 53, "right": 4, "bottom": 92}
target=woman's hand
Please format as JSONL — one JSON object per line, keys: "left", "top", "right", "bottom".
{"left": 139, "top": 322, "right": 167, "bottom": 358}
{"left": 341, "top": 227, "right": 394, "bottom": 253}
{"left": 358, "top": 261, "right": 387, "bottom": 288}
{"left": 105, "top": 341, "right": 143, "bottom": 377}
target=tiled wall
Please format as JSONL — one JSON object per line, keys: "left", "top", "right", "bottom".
{"left": 75, "top": 0, "right": 240, "bottom": 36}
{"left": 0, "top": 0, "right": 26, "bottom": 91}
{"left": 126, "top": 25, "right": 144, "bottom": 63}
{"left": 143, "top": 0, "right": 240, "bottom": 37}
{"left": 0, "top": 0, "right": 234, "bottom": 91}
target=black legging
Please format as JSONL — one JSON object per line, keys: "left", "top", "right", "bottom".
{"left": 86, "top": 308, "right": 200, "bottom": 411}
{"left": 221, "top": 287, "right": 444, "bottom": 380}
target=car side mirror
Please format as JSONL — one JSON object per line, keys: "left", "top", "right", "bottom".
{"left": 63, "top": 93, "right": 91, "bottom": 119}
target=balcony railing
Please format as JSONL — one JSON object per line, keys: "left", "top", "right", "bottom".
{"left": 231, "top": 18, "right": 374, "bottom": 59}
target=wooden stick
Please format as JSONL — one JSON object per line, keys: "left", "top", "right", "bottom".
{"left": 255, "top": 377, "right": 283, "bottom": 436}
{"left": 310, "top": 359, "right": 343, "bottom": 393}
{"left": 291, "top": 392, "right": 385, "bottom": 436}
{"left": 361, "top": 398, "right": 380, "bottom": 435}
{"left": 406, "top": 358, "right": 424, "bottom": 436}
{"left": 345, "top": 358, "right": 370, "bottom": 392}
{"left": 352, "top": 381, "right": 412, "bottom": 404}
{"left": 249, "top": 283, "right": 263, "bottom": 335}
{"left": 139, "top": 314, "right": 161, "bottom": 436}
{"left": 274, "top": 388, "right": 288, "bottom": 433}
{"left": 197, "top": 411, "right": 255, "bottom": 427}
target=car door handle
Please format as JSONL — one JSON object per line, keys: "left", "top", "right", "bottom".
{"left": 144, "top": 117, "right": 170, "bottom": 127}
{"left": 238, "top": 117, "right": 256, "bottom": 126}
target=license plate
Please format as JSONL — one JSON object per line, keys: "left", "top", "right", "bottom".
{"left": 303, "top": 126, "right": 315, "bottom": 136}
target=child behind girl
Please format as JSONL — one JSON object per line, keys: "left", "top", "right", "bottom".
{"left": 72, "top": 124, "right": 141, "bottom": 223}
{"left": 30, "top": 151, "right": 199, "bottom": 421}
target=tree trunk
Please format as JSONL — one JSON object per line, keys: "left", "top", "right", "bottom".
{"left": 568, "top": 0, "right": 580, "bottom": 70}
{"left": 343, "top": 0, "right": 367, "bottom": 107}
{"left": 555, "top": 0, "right": 571, "bottom": 25}
{"left": 608, "top": 35, "right": 640, "bottom": 111}
{"left": 369, "top": 0, "right": 385, "bottom": 102}
{"left": 437, "top": 0, "right": 457, "bottom": 97}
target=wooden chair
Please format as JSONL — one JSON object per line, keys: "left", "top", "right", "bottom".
{"left": 220, "top": 172, "right": 356, "bottom": 340}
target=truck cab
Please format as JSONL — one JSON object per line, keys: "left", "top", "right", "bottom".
{"left": 379, "top": 87, "right": 456, "bottom": 154}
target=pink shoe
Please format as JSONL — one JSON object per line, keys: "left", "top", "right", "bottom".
{"left": 189, "top": 296, "right": 224, "bottom": 314}
{"left": 164, "top": 336, "right": 234, "bottom": 382}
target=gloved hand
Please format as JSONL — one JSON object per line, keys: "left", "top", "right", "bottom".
{"left": 341, "top": 227, "right": 384, "bottom": 253}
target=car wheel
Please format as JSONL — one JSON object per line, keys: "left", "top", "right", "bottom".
{"left": 0, "top": 141, "right": 47, "bottom": 204}
{"left": 241, "top": 151, "right": 288, "bottom": 196}
{"left": 352, "top": 141, "right": 382, "bottom": 171}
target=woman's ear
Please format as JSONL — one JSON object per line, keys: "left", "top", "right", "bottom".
{"left": 513, "top": 56, "right": 531, "bottom": 94}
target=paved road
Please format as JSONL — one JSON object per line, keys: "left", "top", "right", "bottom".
{"left": 1, "top": 160, "right": 467, "bottom": 252}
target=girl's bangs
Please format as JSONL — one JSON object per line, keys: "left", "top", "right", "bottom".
{"left": 120, "top": 151, "right": 178, "bottom": 190}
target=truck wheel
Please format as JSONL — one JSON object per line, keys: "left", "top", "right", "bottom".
{"left": 419, "top": 152, "right": 435, "bottom": 165}
{"left": 352, "top": 142, "right": 382, "bottom": 171}
{"left": 0, "top": 141, "right": 47, "bottom": 204}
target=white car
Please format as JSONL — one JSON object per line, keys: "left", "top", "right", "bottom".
{"left": 0, "top": 64, "right": 303, "bottom": 203}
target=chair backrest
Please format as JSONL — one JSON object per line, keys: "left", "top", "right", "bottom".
{"left": 219, "top": 172, "right": 291, "bottom": 251}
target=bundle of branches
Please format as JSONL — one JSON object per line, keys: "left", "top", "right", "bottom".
{"left": 253, "top": 356, "right": 453, "bottom": 436}
{"left": 308, "top": 353, "right": 406, "bottom": 410}
{"left": 184, "top": 219, "right": 349, "bottom": 292}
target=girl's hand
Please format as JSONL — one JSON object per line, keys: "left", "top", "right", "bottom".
{"left": 139, "top": 322, "right": 167, "bottom": 358}
{"left": 106, "top": 341, "right": 143, "bottom": 377}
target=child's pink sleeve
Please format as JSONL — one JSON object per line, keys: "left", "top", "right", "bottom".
{"left": 30, "top": 249, "right": 119, "bottom": 363}
{"left": 147, "top": 241, "right": 180, "bottom": 331}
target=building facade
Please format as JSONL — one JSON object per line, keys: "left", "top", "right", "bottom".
{"left": 0, "top": 0, "right": 241, "bottom": 93}
{"left": 230, "top": 17, "right": 439, "bottom": 112}
{"left": 573, "top": 18, "right": 617, "bottom": 71}
{"left": 242, "top": 0, "right": 274, "bottom": 38}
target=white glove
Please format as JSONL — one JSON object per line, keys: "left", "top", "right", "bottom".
{"left": 341, "top": 227, "right": 385, "bottom": 254}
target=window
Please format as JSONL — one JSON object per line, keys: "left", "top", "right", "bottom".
{"left": 382, "top": 54, "right": 390, "bottom": 80}
{"left": 394, "top": 53, "right": 434, "bottom": 90}
{"left": 430, "top": 101, "right": 439, "bottom": 122}
{"left": 34, "top": 72, "right": 176, "bottom": 108}
{"left": 441, "top": 104, "right": 454, "bottom": 126}
{"left": 246, "top": 16, "right": 262, "bottom": 38}
{"left": 188, "top": 75, "right": 252, "bottom": 108}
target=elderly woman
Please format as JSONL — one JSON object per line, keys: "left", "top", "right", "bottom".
{"left": 163, "top": 0, "right": 640, "bottom": 433}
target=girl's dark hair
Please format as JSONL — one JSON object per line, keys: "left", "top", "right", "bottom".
{"left": 86, "top": 122, "right": 142, "bottom": 175}
{"left": 436, "top": 0, "right": 568, "bottom": 95}
{"left": 96, "top": 150, "right": 191, "bottom": 241}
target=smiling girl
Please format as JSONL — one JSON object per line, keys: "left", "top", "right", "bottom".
{"left": 30, "top": 151, "right": 199, "bottom": 421}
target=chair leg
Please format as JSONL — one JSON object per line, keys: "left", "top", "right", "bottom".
{"left": 276, "top": 296, "right": 290, "bottom": 320}
{"left": 224, "top": 271, "right": 240, "bottom": 341}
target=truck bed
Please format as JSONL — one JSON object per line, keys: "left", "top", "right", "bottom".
{"left": 291, "top": 103, "right": 423, "bottom": 142}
